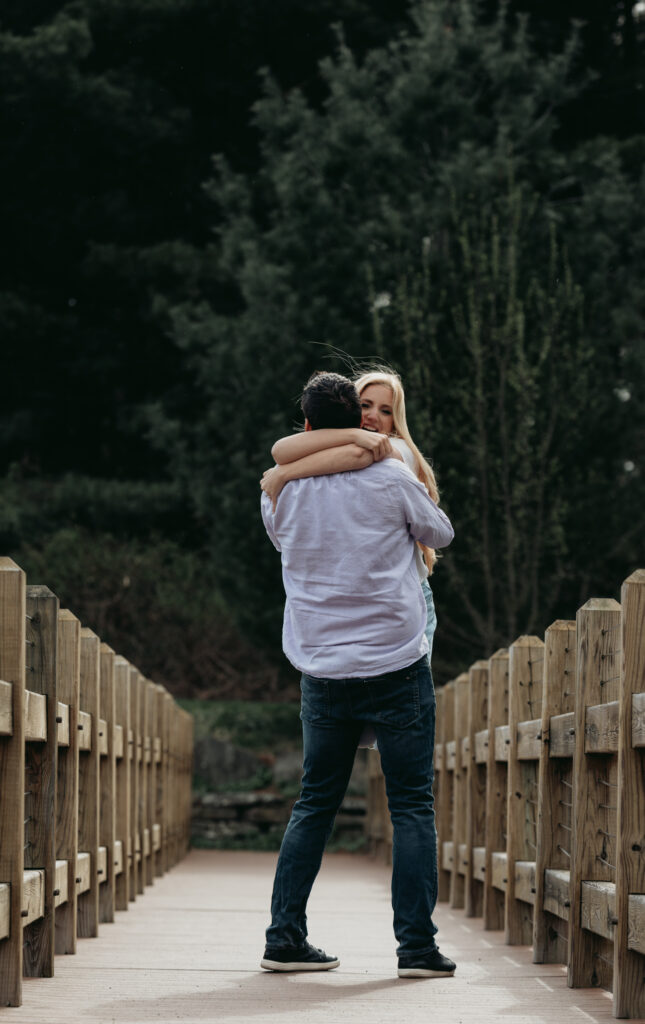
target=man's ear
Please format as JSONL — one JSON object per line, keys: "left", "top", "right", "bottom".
{"left": 304, "top": 419, "right": 312, "bottom": 432}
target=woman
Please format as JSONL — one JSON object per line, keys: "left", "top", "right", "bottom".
{"left": 262, "top": 368, "right": 440, "bottom": 661}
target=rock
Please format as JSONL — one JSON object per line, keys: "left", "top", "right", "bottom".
{"left": 193, "top": 736, "right": 266, "bottom": 789}
{"left": 273, "top": 751, "right": 303, "bottom": 787}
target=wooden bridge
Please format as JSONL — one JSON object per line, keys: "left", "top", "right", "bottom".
{"left": 3, "top": 849, "right": 623, "bottom": 1023}
{"left": 2, "top": 555, "right": 645, "bottom": 1021}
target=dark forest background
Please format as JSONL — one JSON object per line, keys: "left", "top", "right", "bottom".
{"left": 2, "top": 0, "right": 644, "bottom": 699}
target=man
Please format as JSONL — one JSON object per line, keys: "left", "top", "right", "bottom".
{"left": 260, "top": 371, "right": 456, "bottom": 979}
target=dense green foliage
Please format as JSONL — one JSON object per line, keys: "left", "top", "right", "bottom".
{"left": 3, "top": 0, "right": 644, "bottom": 690}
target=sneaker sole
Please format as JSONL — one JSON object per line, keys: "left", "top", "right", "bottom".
{"left": 261, "top": 958, "right": 340, "bottom": 972}
{"left": 398, "top": 967, "right": 455, "bottom": 978}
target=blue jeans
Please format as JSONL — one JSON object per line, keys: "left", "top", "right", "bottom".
{"left": 266, "top": 655, "right": 438, "bottom": 956}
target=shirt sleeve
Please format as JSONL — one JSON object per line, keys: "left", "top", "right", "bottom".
{"left": 394, "top": 471, "right": 454, "bottom": 549}
{"left": 261, "top": 493, "right": 282, "bottom": 551}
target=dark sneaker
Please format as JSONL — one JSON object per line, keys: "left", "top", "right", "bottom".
{"left": 398, "top": 948, "right": 456, "bottom": 978}
{"left": 261, "top": 941, "right": 340, "bottom": 972}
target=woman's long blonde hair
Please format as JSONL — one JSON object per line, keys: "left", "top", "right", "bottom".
{"left": 354, "top": 368, "right": 439, "bottom": 571}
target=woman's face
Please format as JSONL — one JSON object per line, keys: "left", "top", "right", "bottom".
{"left": 360, "top": 384, "right": 394, "bottom": 435}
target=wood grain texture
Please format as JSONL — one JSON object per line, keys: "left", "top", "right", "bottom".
{"left": 465, "top": 661, "right": 488, "bottom": 918}
{"left": 55, "top": 609, "right": 80, "bottom": 956}
{"left": 99, "top": 644, "right": 116, "bottom": 923}
{"left": 0, "top": 558, "right": 26, "bottom": 1005}
{"left": 533, "top": 620, "right": 575, "bottom": 965}
{"left": 614, "top": 571, "right": 645, "bottom": 1018}
{"left": 436, "top": 680, "right": 455, "bottom": 902}
{"left": 78, "top": 628, "right": 100, "bottom": 938}
{"left": 474, "top": 728, "right": 488, "bottom": 764}
{"left": 585, "top": 700, "right": 619, "bottom": 754}
{"left": 449, "top": 673, "right": 469, "bottom": 909}
{"left": 548, "top": 712, "right": 575, "bottom": 757}
{"left": 113, "top": 657, "right": 131, "bottom": 911}
{"left": 484, "top": 650, "right": 508, "bottom": 931}
{"left": 568, "top": 598, "right": 620, "bottom": 992}
{"left": 505, "top": 635, "right": 543, "bottom": 946}
{"left": 24, "top": 585, "right": 59, "bottom": 979}
{"left": 129, "top": 668, "right": 143, "bottom": 897}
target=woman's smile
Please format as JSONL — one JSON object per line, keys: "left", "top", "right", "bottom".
{"left": 360, "top": 383, "right": 394, "bottom": 436}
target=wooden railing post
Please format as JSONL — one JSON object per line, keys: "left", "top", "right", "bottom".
{"left": 568, "top": 598, "right": 621, "bottom": 991}
{"left": 533, "top": 620, "right": 576, "bottom": 964}
{"left": 113, "top": 656, "right": 131, "bottom": 910}
{"left": 466, "top": 660, "right": 488, "bottom": 917}
{"left": 23, "top": 585, "right": 59, "bottom": 978}
{"left": 78, "top": 628, "right": 100, "bottom": 938}
{"left": 154, "top": 685, "right": 166, "bottom": 878}
{"left": 505, "top": 635, "right": 544, "bottom": 946}
{"left": 99, "top": 643, "right": 116, "bottom": 923}
{"left": 129, "top": 667, "right": 140, "bottom": 898}
{"left": 436, "top": 680, "right": 455, "bottom": 901}
{"left": 146, "top": 681, "right": 157, "bottom": 882}
{"left": 484, "top": 649, "right": 508, "bottom": 930}
{"left": 55, "top": 609, "right": 80, "bottom": 955}
{"left": 614, "top": 571, "right": 645, "bottom": 1018}
{"left": 0, "top": 558, "right": 26, "bottom": 1006}
{"left": 450, "top": 673, "right": 469, "bottom": 908}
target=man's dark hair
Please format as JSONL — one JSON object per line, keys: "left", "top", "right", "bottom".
{"left": 301, "top": 372, "right": 362, "bottom": 430}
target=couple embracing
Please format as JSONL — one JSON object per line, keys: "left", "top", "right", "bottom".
{"left": 259, "top": 369, "right": 456, "bottom": 979}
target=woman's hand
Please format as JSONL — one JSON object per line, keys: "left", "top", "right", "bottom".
{"left": 260, "top": 466, "right": 287, "bottom": 512}
{"left": 351, "top": 430, "right": 393, "bottom": 461}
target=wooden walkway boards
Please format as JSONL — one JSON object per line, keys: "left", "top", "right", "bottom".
{"left": 11, "top": 849, "right": 636, "bottom": 1024}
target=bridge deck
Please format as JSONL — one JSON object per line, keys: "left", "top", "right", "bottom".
{"left": 13, "top": 849, "right": 626, "bottom": 1023}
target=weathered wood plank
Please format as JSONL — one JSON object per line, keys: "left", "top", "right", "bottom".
{"left": 22, "top": 869, "right": 45, "bottom": 928}
{"left": 98, "top": 846, "right": 107, "bottom": 884}
{"left": 465, "top": 660, "right": 487, "bottom": 918}
{"left": 484, "top": 650, "right": 508, "bottom": 931}
{"left": 533, "top": 620, "right": 575, "bottom": 965}
{"left": 57, "top": 701, "right": 70, "bottom": 746}
{"left": 568, "top": 597, "right": 620, "bottom": 994}
{"left": 581, "top": 880, "right": 616, "bottom": 942}
{"left": 54, "top": 859, "right": 68, "bottom": 908}
{"left": 99, "top": 644, "right": 116, "bottom": 923}
{"left": 450, "top": 674, "right": 469, "bottom": 909}
{"left": 0, "top": 678, "right": 12, "bottom": 734}
{"left": 474, "top": 728, "right": 488, "bottom": 764}
{"left": 516, "top": 718, "right": 541, "bottom": 761}
{"left": 494, "top": 725, "right": 509, "bottom": 761}
{"left": 77, "top": 709, "right": 92, "bottom": 751}
{"left": 548, "top": 712, "right": 575, "bottom": 758}
{"left": 543, "top": 869, "right": 570, "bottom": 921}
{"left": 113, "top": 658, "right": 131, "bottom": 910}
{"left": 25, "top": 690, "right": 47, "bottom": 741}
{"left": 514, "top": 860, "right": 536, "bottom": 906}
{"left": 55, "top": 608, "right": 80, "bottom": 956}
{"left": 627, "top": 893, "right": 645, "bottom": 955}
{"left": 23, "top": 585, "right": 59, "bottom": 980}
{"left": 631, "top": 691, "right": 645, "bottom": 747}
{"left": 75, "top": 851, "right": 92, "bottom": 896}
{"left": 614, "top": 570, "right": 645, "bottom": 1018}
{"left": 505, "top": 635, "right": 543, "bottom": 946}
{"left": 472, "top": 845, "right": 486, "bottom": 880}
{"left": 114, "top": 723, "right": 124, "bottom": 759}
{"left": 585, "top": 701, "right": 619, "bottom": 754}
{"left": 0, "top": 558, "right": 26, "bottom": 1005}
{"left": 78, "top": 628, "right": 100, "bottom": 937}
{"left": 491, "top": 852, "right": 508, "bottom": 892}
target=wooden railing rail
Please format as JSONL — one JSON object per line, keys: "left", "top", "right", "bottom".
{"left": 0, "top": 557, "right": 193, "bottom": 1007}
{"left": 365, "top": 568, "right": 645, "bottom": 1019}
